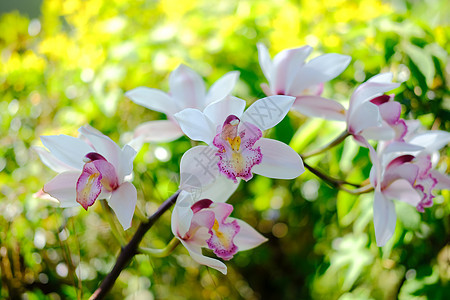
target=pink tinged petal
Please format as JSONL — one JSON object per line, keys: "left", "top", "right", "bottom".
{"left": 260, "top": 83, "right": 273, "bottom": 97}
{"left": 349, "top": 81, "right": 400, "bottom": 115}
{"left": 92, "top": 159, "right": 119, "bottom": 191}
{"left": 117, "top": 144, "right": 137, "bottom": 182}
{"left": 107, "top": 182, "right": 137, "bottom": 230}
{"left": 33, "top": 146, "right": 76, "bottom": 173}
{"left": 240, "top": 95, "right": 295, "bottom": 131}
{"left": 373, "top": 190, "right": 397, "bottom": 247}
{"left": 393, "top": 119, "right": 408, "bottom": 141}
{"left": 431, "top": 170, "right": 450, "bottom": 190}
{"left": 203, "top": 96, "right": 247, "bottom": 127}
{"left": 286, "top": 53, "right": 351, "bottom": 96}
{"left": 174, "top": 108, "right": 217, "bottom": 144}
{"left": 370, "top": 94, "right": 391, "bottom": 105}
{"left": 252, "top": 138, "right": 304, "bottom": 179}
{"left": 180, "top": 146, "right": 220, "bottom": 189}
{"left": 169, "top": 64, "right": 206, "bottom": 110}
{"left": 206, "top": 71, "right": 240, "bottom": 105}
{"left": 40, "top": 135, "right": 93, "bottom": 170}
{"left": 207, "top": 218, "right": 240, "bottom": 260}
{"left": 179, "top": 239, "right": 228, "bottom": 275}
{"left": 232, "top": 218, "right": 268, "bottom": 251}
{"left": 383, "top": 163, "right": 419, "bottom": 187}
{"left": 415, "top": 174, "right": 437, "bottom": 212}
{"left": 190, "top": 209, "right": 216, "bottom": 231}
{"left": 257, "top": 43, "right": 274, "bottom": 89}
{"left": 383, "top": 179, "right": 421, "bottom": 206}
{"left": 291, "top": 95, "right": 346, "bottom": 121}
{"left": 361, "top": 122, "right": 395, "bottom": 141}
{"left": 133, "top": 120, "right": 184, "bottom": 143}
{"left": 43, "top": 171, "right": 81, "bottom": 207}
{"left": 125, "top": 87, "right": 179, "bottom": 115}
{"left": 76, "top": 162, "right": 103, "bottom": 210}
{"left": 348, "top": 101, "right": 381, "bottom": 135}
{"left": 272, "top": 45, "right": 313, "bottom": 94}
{"left": 378, "top": 101, "right": 401, "bottom": 125}
{"left": 78, "top": 126, "right": 122, "bottom": 170}
{"left": 408, "top": 130, "right": 450, "bottom": 153}
{"left": 386, "top": 154, "right": 415, "bottom": 169}
{"left": 382, "top": 141, "right": 424, "bottom": 154}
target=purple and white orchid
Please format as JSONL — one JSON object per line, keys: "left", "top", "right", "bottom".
{"left": 174, "top": 95, "right": 305, "bottom": 188}
{"left": 171, "top": 191, "right": 267, "bottom": 274}
{"left": 126, "top": 64, "right": 239, "bottom": 143}
{"left": 257, "top": 43, "right": 351, "bottom": 120}
{"left": 34, "top": 126, "right": 138, "bottom": 230}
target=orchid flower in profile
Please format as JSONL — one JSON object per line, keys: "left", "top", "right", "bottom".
{"left": 257, "top": 43, "right": 351, "bottom": 121}
{"left": 34, "top": 125, "right": 138, "bottom": 230}
{"left": 126, "top": 64, "right": 239, "bottom": 143}
{"left": 171, "top": 191, "right": 267, "bottom": 274}
{"left": 369, "top": 130, "right": 450, "bottom": 246}
{"left": 174, "top": 95, "right": 305, "bottom": 189}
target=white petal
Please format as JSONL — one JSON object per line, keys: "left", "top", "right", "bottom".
{"left": 108, "top": 182, "right": 137, "bottom": 230}
{"left": 361, "top": 122, "right": 396, "bottom": 141}
{"left": 348, "top": 102, "right": 381, "bottom": 135}
{"left": 408, "top": 131, "right": 450, "bottom": 153}
{"left": 171, "top": 191, "right": 195, "bottom": 237}
{"left": 349, "top": 81, "right": 400, "bottom": 115}
{"left": 233, "top": 218, "right": 268, "bottom": 251}
{"left": 252, "top": 138, "right": 304, "bottom": 179}
{"left": 179, "top": 239, "right": 227, "bottom": 274}
{"left": 384, "top": 179, "right": 421, "bottom": 206}
{"left": 291, "top": 95, "right": 346, "bottom": 121}
{"left": 431, "top": 170, "right": 450, "bottom": 190}
{"left": 33, "top": 146, "right": 76, "bottom": 172}
{"left": 169, "top": 64, "right": 206, "bottom": 110}
{"left": 117, "top": 145, "right": 137, "bottom": 182}
{"left": 125, "top": 87, "right": 179, "bottom": 115}
{"left": 133, "top": 120, "right": 184, "bottom": 143}
{"left": 174, "top": 108, "right": 216, "bottom": 144}
{"left": 367, "top": 72, "right": 394, "bottom": 83}
{"left": 240, "top": 95, "right": 295, "bottom": 131}
{"left": 43, "top": 171, "right": 81, "bottom": 208}
{"left": 373, "top": 190, "right": 397, "bottom": 247}
{"left": 179, "top": 146, "right": 220, "bottom": 190}
{"left": 382, "top": 141, "right": 424, "bottom": 154}
{"left": 257, "top": 43, "right": 274, "bottom": 88}
{"left": 203, "top": 96, "right": 246, "bottom": 126}
{"left": 206, "top": 71, "right": 240, "bottom": 105}
{"left": 197, "top": 176, "right": 240, "bottom": 203}
{"left": 40, "top": 135, "right": 93, "bottom": 170}
{"left": 304, "top": 53, "right": 351, "bottom": 82}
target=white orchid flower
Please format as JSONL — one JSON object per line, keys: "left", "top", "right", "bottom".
{"left": 171, "top": 190, "right": 267, "bottom": 274}
{"left": 174, "top": 95, "right": 305, "bottom": 189}
{"left": 34, "top": 125, "right": 138, "bottom": 230}
{"left": 257, "top": 43, "right": 351, "bottom": 121}
{"left": 126, "top": 64, "right": 240, "bottom": 143}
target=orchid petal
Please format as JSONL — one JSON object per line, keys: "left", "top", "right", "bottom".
{"left": 361, "top": 122, "right": 396, "bottom": 141}
{"left": 348, "top": 102, "right": 381, "bottom": 135}
{"left": 107, "top": 182, "right": 137, "bottom": 230}
{"left": 133, "top": 120, "right": 184, "bottom": 143}
{"left": 33, "top": 146, "right": 75, "bottom": 173}
{"left": 291, "top": 95, "right": 346, "bottom": 121}
{"left": 382, "top": 141, "right": 424, "bottom": 154}
{"left": 76, "top": 162, "right": 103, "bottom": 210}
{"left": 408, "top": 131, "right": 450, "bottom": 153}
{"left": 169, "top": 64, "right": 206, "bottom": 109}
{"left": 232, "top": 218, "right": 268, "bottom": 251}
{"left": 179, "top": 239, "right": 228, "bottom": 275}
{"left": 43, "top": 171, "right": 80, "bottom": 208}
{"left": 172, "top": 191, "right": 195, "bottom": 237}
{"left": 384, "top": 179, "right": 421, "bottom": 206}
{"left": 431, "top": 170, "right": 450, "bottom": 190}
{"left": 125, "top": 87, "right": 179, "bottom": 115}
{"left": 378, "top": 101, "right": 401, "bottom": 125}
{"left": 40, "top": 135, "right": 93, "bottom": 170}
{"left": 252, "top": 138, "right": 304, "bottom": 179}
{"left": 350, "top": 81, "right": 400, "bottom": 115}
{"left": 198, "top": 175, "right": 240, "bottom": 203}
{"left": 117, "top": 144, "right": 137, "bottom": 182}
{"left": 206, "top": 71, "right": 240, "bottom": 105}
{"left": 203, "top": 96, "right": 246, "bottom": 126}
{"left": 179, "top": 146, "right": 220, "bottom": 189}
{"left": 174, "top": 109, "right": 216, "bottom": 144}
{"left": 257, "top": 43, "right": 274, "bottom": 88}
{"left": 240, "top": 96, "right": 295, "bottom": 131}
{"left": 373, "top": 190, "right": 397, "bottom": 247}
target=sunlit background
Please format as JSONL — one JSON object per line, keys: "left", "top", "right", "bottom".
{"left": 1, "top": 0, "right": 449, "bottom": 299}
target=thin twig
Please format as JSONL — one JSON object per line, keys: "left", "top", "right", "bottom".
{"left": 303, "top": 161, "right": 361, "bottom": 188}
{"left": 301, "top": 131, "right": 350, "bottom": 158}
{"left": 89, "top": 190, "right": 180, "bottom": 300}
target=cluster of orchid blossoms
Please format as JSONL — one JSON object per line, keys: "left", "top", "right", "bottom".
{"left": 35, "top": 43, "right": 449, "bottom": 276}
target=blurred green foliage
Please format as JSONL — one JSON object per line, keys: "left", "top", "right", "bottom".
{"left": 0, "top": 0, "right": 449, "bottom": 299}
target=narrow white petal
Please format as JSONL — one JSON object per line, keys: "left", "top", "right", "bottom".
{"left": 291, "top": 96, "right": 346, "bottom": 121}
{"left": 41, "top": 135, "right": 93, "bottom": 170}
{"left": 408, "top": 131, "right": 450, "bottom": 153}
{"left": 348, "top": 102, "right": 381, "bottom": 135}
{"left": 133, "top": 120, "right": 184, "bottom": 143}
{"left": 257, "top": 43, "right": 274, "bottom": 88}
{"left": 180, "top": 146, "right": 220, "bottom": 190}
{"left": 108, "top": 182, "right": 137, "bottom": 230}
{"left": 252, "top": 138, "right": 304, "bottom": 179}
{"left": 169, "top": 64, "right": 206, "bottom": 110}
{"left": 232, "top": 218, "right": 268, "bottom": 251}
{"left": 384, "top": 179, "right": 421, "bottom": 206}
{"left": 180, "top": 239, "right": 228, "bottom": 274}
{"left": 171, "top": 191, "right": 195, "bottom": 237}
{"left": 240, "top": 95, "right": 295, "bottom": 131}
{"left": 206, "top": 71, "right": 240, "bottom": 105}
{"left": 203, "top": 96, "right": 246, "bottom": 127}
{"left": 373, "top": 191, "right": 397, "bottom": 247}
{"left": 349, "top": 80, "right": 400, "bottom": 116}
{"left": 361, "top": 122, "right": 396, "bottom": 141}
{"left": 33, "top": 146, "right": 76, "bottom": 173}
{"left": 117, "top": 145, "right": 137, "bottom": 182}
{"left": 304, "top": 53, "right": 351, "bottom": 81}
{"left": 174, "top": 109, "right": 216, "bottom": 144}
{"left": 197, "top": 176, "right": 240, "bottom": 203}
{"left": 125, "top": 87, "right": 179, "bottom": 115}
{"left": 43, "top": 171, "right": 81, "bottom": 208}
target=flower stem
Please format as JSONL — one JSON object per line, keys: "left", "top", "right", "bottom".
{"left": 90, "top": 190, "right": 180, "bottom": 300}
{"left": 301, "top": 131, "right": 350, "bottom": 158}
{"left": 341, "top": 184, "right": 374, "bottom": 195}
{"left": 100, "top": 200, "right": 127, "bottom": 246}
{"left": 139, "top": 237, "right": 180, "bottom": 258}
{"left": 303, "top": 161, "right": 361, "bottom": 188}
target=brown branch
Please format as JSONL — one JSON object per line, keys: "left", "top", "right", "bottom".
{"left": 302, "top": 161, "right": 361, "bottom": 188}
{"left": 89, "top": 190, "right": 180, "bottom": 300}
